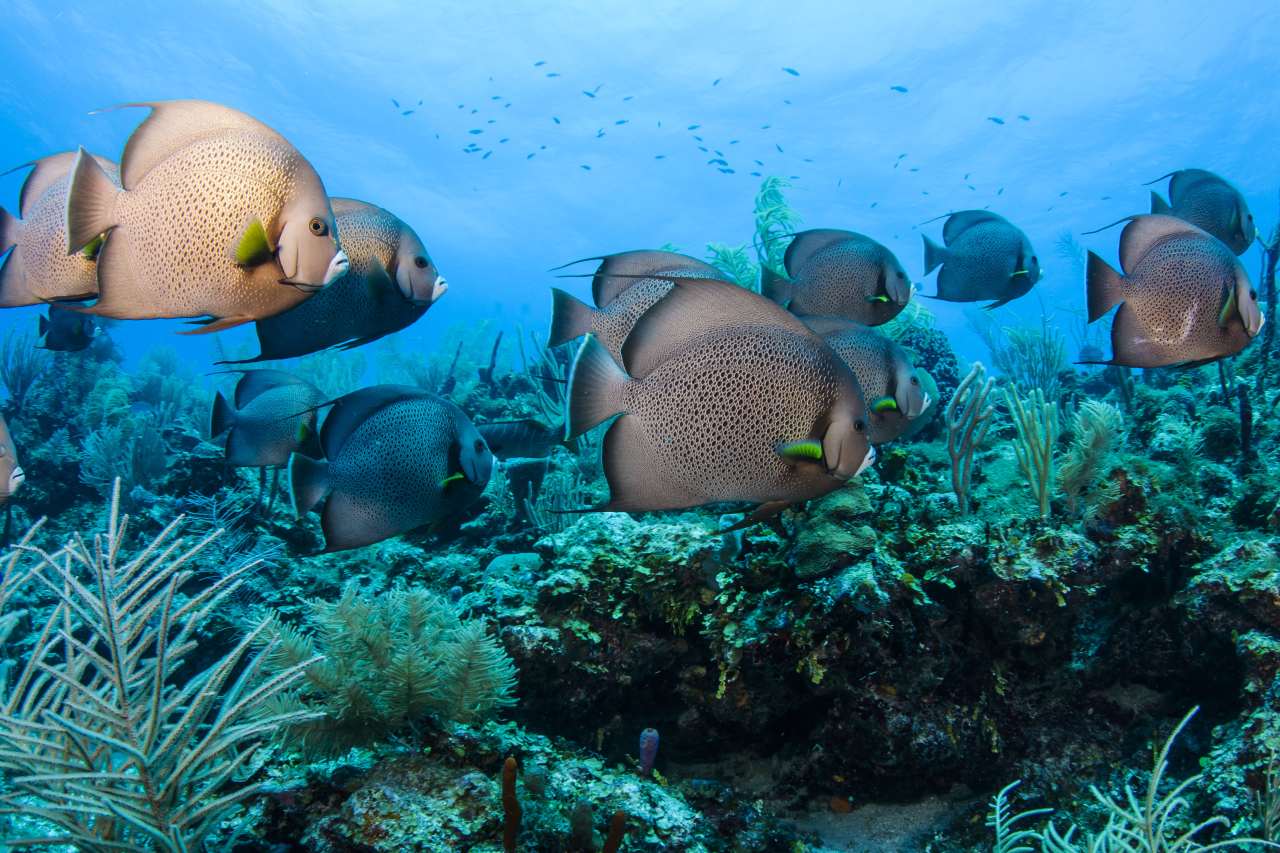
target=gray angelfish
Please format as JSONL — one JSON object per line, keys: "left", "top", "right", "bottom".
{"left": 225, "top": 198, "right": 446, "bottom": 363}
{"left": 800, "top": 317, "right": 931, "bottom": 444}
{"left": 922, "top": 211, "right": 1039, "bottom": 309}
{"left": 38, "top": 305, "right": 101, "bottom": 352}
{"left": 1149, "top": 169, "right": 1255, "bottom": 256}
{"left": 762, "top": 229, "right": 912, "bottom": 326}
{"left": 291, "top": 386, "right": 493, "bottom": 552}
{"left": 566, "top": 278, "right": 874, "bottom": 527}
{"left": 1086, "top": 215, "right": 1262, "bottom": 368}
{"left": 211, "top": 370, "right": 325, "bottom": 467}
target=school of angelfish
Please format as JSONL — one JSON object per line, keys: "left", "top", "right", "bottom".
{"left": 0, "top": 99, "right": 1265, "bottom": 551}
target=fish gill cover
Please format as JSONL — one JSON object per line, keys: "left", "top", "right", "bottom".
{"left": 0, "top": 2, "right": 1279, "bottom": 851}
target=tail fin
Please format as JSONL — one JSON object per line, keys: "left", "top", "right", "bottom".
{"left": 65, "top": 147, "right": 120, "bottom": 253}
{"left": 549, "top": 288, "right": 597, "bottom": 348}
{"left": 210, "top": 391, "right": 236, "bottom": 437}
{"left": 922, "top": 235, "right": 947, "bottom": 275}
{"left": 0, "top": 207, "right": 18, "bottom": 256}
{"left": 1149, "top": 191, "right": 1171, "bottom": 215}
{"left": 289, "top": 453, "right": 331, "bottom": 517}
{"left": 566, "top": 336, "right": 628, "bottom": 439}
{"left": 760, "top": 266, "right": 793, "bottom": 305}
{"left": 1086, "top": 251, "right": 1124, "bottom": 322}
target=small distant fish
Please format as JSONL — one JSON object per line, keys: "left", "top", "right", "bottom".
{"left": 499, "top": 138, "right": 509, "bottom": 143}
{"left": 580, "top": 164, "right": 591, "bottom": 171}
{"left": 615, "top": 119, "right": 628, "bottom": 125}
{"left": 922, "top": 210, "right": 1039, "bottom": 308}
{"left": 987, "top": 116, "right": 1005, "bottom": 125}
{"left": 751, "top": 171, "right": 762, "bottom": 177}
{"left": 997, "top": 187, "right": 1004, "bottom": 195}
{"left": 553, "top": 117, "right": 561, "bottom": 124}
{"left": 534, "top": 60, "right": 547, "bottom": 67}
{"left": 783, "top": 99, "right": 792, "bottom": 105}
{"left": 547, "top": 72, "right": 560, "bottom": 77}
{"left": 761, "top": 124, "right": 771, "bottom": 129}
{"left": 527, "top": 153, "right": 536, "bottom": 160}
{"left": 909, "top": 167, "right": 919, "bottom": 172}
{"left": 713, "top": 78, "right": 721, "bottom": 86}
{"left": 482, "top": 151, "right": 492, "bottom": 159}
{"left": 890, "top": 85, "right": 908, "bottom": 93}
{"left": 754, "top": 159, "right": 764, "bottom": 166}
{"left": 897, "top": 154, "right": 907, "bottom": 160}
{"left": 491, "top": 95, "right": 501, "bottom": 100}
{"left": 698, "top": 146, "right": 708, "bottom": 152}
{"left": 1059, "top": 191, "right": 1068, "bottom": 197}
{"left": 871, "top": 202, "right": 878, "bottom": 208}
{"left": 487, "top": 119, "right": 496, "bottom": 124}
{"left": 211, "top": 370, "right": 324, "bottom": 467}
{"left": 782, "top": 67, "right": 800, "bottom": 76}
{"left": 401, "top": 110, "right": 414, "bottom": 116}
{"left": 656, "top": 155, "right": 666, "bottom": 160}
{"left": 1018, "top": 115, "right": 1030, "bottom": 121}
{"left": 804, "top": 158, "right": 815, "bottom": 163}
{"left": 1086, "top": 215, "right": 1262, "bottom": 367}
{"left": 469, "top": 129, "right": 483, "bottom": 134}
{"left": 688, "top": 124, "right": 701, "bottom": 130}
{"left": 391, "top": 98, "right": 400, "bottom": 108}
{"left": 583, "top": 90, "right": 596, "bottom": 98}
{"left": 729, "top": 140, "right": 739, "bottom": 145}
{"left": 963, "top": 172, "right": 970, "bottom": 179}
{"left": 623, "top": 95, "right": 634, "bottom": 101}
{"left": 776, "top": 144, "right": 784, "bottom": 153}
{"left": 596, "top": 129, "right": 605, "bottom": 138}
{"left": 709, "top": 158, "right": 728, "bottom": 166}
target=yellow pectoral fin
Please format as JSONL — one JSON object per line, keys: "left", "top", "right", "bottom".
{"left": 1011, "top": 269, "right": 1030, "bottom": 277}
{"left": 871, "top": 396, "right": 899, "bottom": 413}
{"left": 777, "top": 440, "right": 823, "bottom": 462}
{"left": 440, "top": 472, "right": 465, "bottom": 489}
{"left": 1219, "top": 283, "right": 1237, "bottom": 328}
{"left": 234, "top": 218, "right": 274, "bottom": 267}
{"left": 81, "top": 233, "right": 105, "bottom": 261}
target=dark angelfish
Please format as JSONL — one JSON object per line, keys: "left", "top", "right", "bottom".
{"left": 922, "top": 210, "right": 1039, "bottom": 309}
{"left": 38, "top": 305, "right": 101, "bottom": 352}
{"left": 566, "top": 278, "right": 874, "bottom": 527}
{"left": 799, "top": 317, "right": 930, "bottom": 444}
{"left": 0, "top": 413, "right": 24, "bottom": 501}
{"left": 210, "top": 370, "right": 325, "bottom": 467}
{"left": 1148, "top": 169, "right": 1255, "bottom": 255}
{"left": 477, "top": 419, "right": 567, "bottom": 460}
{"left": 290, "top": 385, "right": 493, "bottom": 552}
{"left": 1085, "top": 215, "right": 1262, "bottom": 368}
{"left": 223, "top": 198, "right": 446, "bottom": 363}
{"left": 762, "top": 229, "right": 913, "bottom": 326}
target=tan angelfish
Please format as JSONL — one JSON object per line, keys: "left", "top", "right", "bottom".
{"left": 64, "top": 100, "right": 349, "bottom": 333}
{"left": 0, "top": 151, "right": 119, "bottom": 307}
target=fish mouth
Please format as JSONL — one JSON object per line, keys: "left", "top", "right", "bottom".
{"left": 8, "top": 466, "right": 24, "bottom": 495}
{"left": 854, "top": 445, "right": 876, "bottom": 477}
{"left": 913, "top": 393, "right": 933, "bottom": 418}
{"left": 412, "top": 275, "right": 448, "bottom": 307}
{"left": 323, "top": 250, "right": 350, "bottom": 285}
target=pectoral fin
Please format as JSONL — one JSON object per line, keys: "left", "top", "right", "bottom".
{"left": 865, "top": 294, "right": 890, "bottom": 303}
{"left": 440, "top": 472, "right": 465, "bottom": 489}
{"left": 870, "top": 396, "right": 899, "bottom": 413}
{"left": 1219, "top": 282, "right": 1237, "bottom": 328}
{"left": 234, "top": 218, "right": 273, "bottom": 267}
{"left": 81, "top": 233, "right": 105, "bottom": 261}
{"left": 777, "top": 439, "right": 823, "bottom": 461}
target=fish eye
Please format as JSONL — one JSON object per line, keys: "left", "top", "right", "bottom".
{"left": 895, "top": 271, "right": 906, "bottom": 280}
{"left": 1251, "top": 289, "right": 1258, "bottom": 301}
{"left": 474, "top": 439, "right": 485, "bottom": 452}
{"left": 854, "top": 420, "right": 865, "bottom": 433}
{"left": 1030, "top": 256, "right": 1038, "bottom": 265}
{"left": 910, "top": 376, "right": 919, "bottom": 385}
{"left": 308, "top": 217, "right": 327, "bottom": 236}
{"left": 414, "top": 257, "right": 428, "bottom": 269}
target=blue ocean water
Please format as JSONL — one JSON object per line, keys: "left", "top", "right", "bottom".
{"left": 2, "top": 1, "right": 1276, "bottom": 367}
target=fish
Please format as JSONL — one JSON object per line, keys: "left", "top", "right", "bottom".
{"left": 38, "top": 304, "right": 101, "bottom": 352}
{"left": 565, "top": 278, "right": 874, "bottom": 525}
{"left": 0, "top": 152, "right": 119, "bottom": 307}
{"left": 210, "top": 369, "right": 325, "bottom": 467}
{"left": 290, "top": 386, "right": 493, "bottom": 552}
{"left": 0, "top": 413, "right": 24, "bottom": 501}
{"left": 63, "top": 100, "right": 349, "bottom": 332}
{"left": 799, "top": 317, "right": 931, "bottom": 444}
{"left": 762, "top": 229, "right": 913, "bottom": 326}
{"left": 783, "top": 67, "right": 800, "bottom": 76}
{"left": 1017, "top": 114, "right": 1030, "bottom": 121}
{"left": 987, "top": 116, "right": 1005, "bottom": 125}
{"left": 922, "top": 210, "right": 1039, "bottom": 308}
{"left": 549, "top": 251, "right": 729, "bottom": 361}
{"left": 477, "top": 419, "right": 567, "bottom": 460}
{"left": 1085, "top": 215, "right": 1262, "bottom": 368}
{"left": 1147, "top": 169, "right": 1255, "bottom": 255}
{"left": 223, "top": 198, "right": 446, "bottom": 363}
{"left": 890, "top": 85, "right": 908, "bottom": 93}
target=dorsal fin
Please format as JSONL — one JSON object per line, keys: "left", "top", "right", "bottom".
{"left": 1119, "top": 215, "right": 1203, "bottom": 275}
{"left": 320, "top": 384, "right": 434, "bottom": 459}
{"left": 783, "top": 229, "right": 858, "bottom": 274}
{"left": 5, "top": 152, "right": 118, "bottom": 218}
{"left": 1166, "top": 168, "right": 1224, "bottom": 206}
{"left": 109, "top": 100, "right": 285, "bottom": 190}
{"left": 330, "top": 197, "right": 380, "bottom": 217}
{"left": 797, "top": 315, "right": 860, "bottom": 337}
{"left": 233, "top": 368, "right": 314, "bottom": 409}
{"left": 620, "top": 276, "right": 815, "bottom": 379}
{"left": 942, "top": 210, "right": 1008, "bottom": 245}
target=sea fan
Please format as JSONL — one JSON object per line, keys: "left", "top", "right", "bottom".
{"left": 438, "top": 621, "right": 519, "bottom": 723}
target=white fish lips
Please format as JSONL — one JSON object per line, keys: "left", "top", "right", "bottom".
{"left": 323, "top": 250, "right": 350, "bottom": 285}
{"left": 8, "top": 465, "right": 24, "bottom": 495}
{"left": 855, "top": 445, "right": 876, "bottom": 477}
